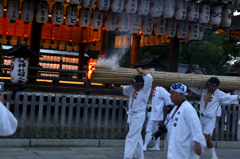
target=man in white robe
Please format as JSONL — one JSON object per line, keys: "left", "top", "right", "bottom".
{"left": 0, "top": 94, "right": 18, "bottom": 136}
{"left": 110, "top": 67, "right": 152, "bottom": 159}
{"left": 189, "top": 77, "right": 240, "bottom": 159}
{"left": 168, "top": 83, "right": 206, "bottom": 159}
{"left": 143, "top": 85, "right": 172, "bottom": 151}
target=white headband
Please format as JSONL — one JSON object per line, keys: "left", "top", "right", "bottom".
{"left": 170, "top": 83, "right": 188, "bottom": 95}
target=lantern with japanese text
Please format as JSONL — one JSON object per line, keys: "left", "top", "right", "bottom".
{"left": 220, "top": 7, "right": 232, "bottom": 28}
{"left": 98, "top": 0, "right": 110, "bottom": 11}
{"left": 162, "top": 0, "right": 175, "bottom": 19}
{"left": 7, "top": 0, "right": 20, "bottom": 22}
{"left": 187, "top": 22, "right": 199, "bottom": 41}
{"left": 70, "top": 0, "right": 82, "bottom": 5}
{"left": 198, "top": 3, "right": 210, "bottom": 24}
{"left": 235, "top": 0, "right": 240, "bottom": 11}
{"left": 90, "top": 8, "right": 103, "bottom": 31}
{"left": 177, "top": 20, "right": 188, "bottom": 40}
{"left": 209, "top": 5, "right": 222, "bottom": 27}
{"left": 138, "top": 0, "right": 150, "bottom": 16}
{"left": 197, "top": 24, "right": 204, "bottom": 40}
{"left": 105, "top": 11, "right": 116, "bottom": 31}
{"left": 111, "top": 0, "right": 124, "bottom": 12}
{"left": 125, "top": 0, "right": 137, "bottom": 14}
{"left": 165, "top": 18, "right": 176, "bottom": 39}
{"left": 187, "top": 2, "right": 199, "bottom": 22}
{"left": 175, "top": 0, "right": 187, "bottom": 21}
{"left": 82, "top": 0, "right": 94, "bottom": 9}
{"left": 66, "top": 4, "right": 78, "bottom": 27}
{"left": 79, "top": 7, "right": 91, "bottom": 29}
{"left": 142, "top": 15, "right": 154, "bottom": 36}
{"left": 21, "top": 0, "right": 34, "bottom": 24}
{"left": 118, "top": 12, "right": 130, "bottom": 32}
{"left": 130, "top": 14, "right": 141, "bottom": 35}
{"left": 0, "top": 0, "right": 4, "bottom": 18}
{"left": 36, "top": 1, "right": 49, "bottom": 24}
{"left": 154, "top": 17, "right": 165, "bottom": 38}
{"left": 150, "top": 0, "right": 163, "bottom": 17}
{"left": 10, "top": 58, "right": 28, "bottom": 84}
{"left": 52, "top": 2, "right": 64, "bottom": 26}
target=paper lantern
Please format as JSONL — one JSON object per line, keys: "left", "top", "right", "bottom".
{"left": 209, "top": 5, "right": 222, "bottom": 27}
{"left": 98, "top": 0, "right": 110, "bottom": 11}
{"left": 90, "top": 8, "right": 103, "bottom": 31}
{"left": 162, "top": 0, "right": 175, "bottom": 19}
{"left": 197, "top": 24, "right": 204, "bottom": 40}
{"left": 0, "top": 0, "right": 4, "bottom": 18}
{"left": 220, "top": 7, "right": 232, "bottom": 28}
{"left": 118, "top": 35, "right": 123, "bottom": 48}
{"left": 73, "top": 43, "right": 79, "bottom": 51}
{"left": 123, "top": 34, "right": 131, "bottom": 48}
{"left": 187, "top": 2, "right": 199, "bottom": 22}
{"left": 36, "top": 1, "right": 49, "bottom": 24}
{"left": 59, "top": 41, "right": 66, "bottom": 50}
{"left": 65, "top": 4, "right": 78, "bottom": 27}
{"left": 161, "top": 33, "right": 167, "bottom": 44}
{"left": 138, "top": 0, "right": 150, "bottom": 16}
{"left": 51, "top": 41, "right": 58, "bottom": 49}
{"left": 43, "top": 39, "right": 51, "bottom": 48}
{"left": 82, "top": 0, "right": 94, "bottom": 9}
{"left": 52, "top": 2, "right": 64, "bottom": 26}
{"left": 175, "top": 0, "right": 187, "bottom": 21}
{"left": 177, "top": 20, "right": 188, "bottom": 40}
{"left": 10, "top": 36, "right": 18, "bottom": 45}
{"left": 140, "top": 35, "right": 145, "bottom": 47}
{"left": 198, "top": 3, "right": 210, "bottom": 24}
{"left": 150, "top": 0, "right": 163, "bottom": 17}
{"left": 130, "top": 14, "right": 141, "bottom": 35}
{"left": 125, "top": 0, "right": 137, "bottom": 14}
{"left": 79, "top": 7, "right": 91, "bottom": 29}
{"left": 10, "top": 57, "right": 28, "bottom": 84}
{"left": 187, "top": 22, "right": 199, "bottom": 41}
{"left": 21, "top": 0, "right": 34, "bottom": 24}
{"left": 70, "top": 0, "right": 82, "bottom": 5}
{"left": 7, "top": 0, "right": 20, "bottom": 22}
{"left": 165, "top": 18, "right": 176, "bottom": 39}
{"left": 114, "top": 35, "right": 119, "bottom": 48}
{"left": 144, "top": 36, "right": 150, "bottom": 46}
{"left": 118, "top": 12, "right": 130, "bottom": 32}
{"left": 150, "top": 34, "right": 155, "bottom": 46}
{"left": 154, "top": 17, "right": 165, "bottom": 38}
{"left": 142, "top": 15, "right": 154, "bottom": 36}
{"left": 105, "top": 11, "right": 116, "bottom": 31}
{"left": 111, "top": 0, "right": 124, "bottom": 13}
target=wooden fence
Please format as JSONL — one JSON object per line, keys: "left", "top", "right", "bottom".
{"left": 2, "top": 92, "right": 240, "bottom": 141}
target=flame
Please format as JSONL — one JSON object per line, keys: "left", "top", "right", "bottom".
{"left": 86, "top": 58, "right": 97, "bottom": 81}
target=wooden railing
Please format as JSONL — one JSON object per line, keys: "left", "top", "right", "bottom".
{"left": 2, "top": 92, "right": 240, "bottom": 141}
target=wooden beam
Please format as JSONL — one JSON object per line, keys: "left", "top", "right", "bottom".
{"left": 28, "top": 0, "right": 42, "bottom": 83}
{"left": 130, "top": 35, "right": 140, "bottom": 69}
{"left": 168, "top": 35, "right": 180, "bottom": 72}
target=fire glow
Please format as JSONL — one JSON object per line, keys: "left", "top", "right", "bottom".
{"left": 86, "top": 58, "right": 97, "bottom": 81}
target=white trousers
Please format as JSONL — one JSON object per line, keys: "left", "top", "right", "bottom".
{"left": 146, "top": 112, "right": 159, "bottom": 133}
{"left": 124, "top": 112, "right": 145, "bottom": 159}
{"left": 200, "top": 115, "right": 216, "bottom": 136}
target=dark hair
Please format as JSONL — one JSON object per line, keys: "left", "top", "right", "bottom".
{"left": 133, "top": 75, "right": 144, "bottom": 85}
{"left": 208, "top": 77, "right": 220, "bottom": 86}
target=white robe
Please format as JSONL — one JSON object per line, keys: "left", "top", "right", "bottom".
{"left": 167, "top": 100, "right": 206, "bottom": 159}
{"left": 189, "top": 88, "right": 239, "bottom": 118}
{"left": 123, "top": 74, "right": 153, "bottom": 159}
{"left": 0, "top": 102, "right": 18, "bottom": 136}
{"left": 149, "top": 86, "right": 173, "bottom": 121}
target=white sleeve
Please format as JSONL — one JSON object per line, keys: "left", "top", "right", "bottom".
{"left": 219, "top": 90, "right": 239, "bottom": 105}
{"left": 234, "top": 90, "right": 240, "bottom": 95}
{"left": 0, "top": 102, "right": 18, "bottom": 136}
{"left": 142, "top": 74, "right": 153, "bottom": 95}
{"left": 188, "top": 87, "right": 202, "bottom": 95}
{"left": 123, "top": 85, "right": 133, "bottom": 96}
{"left": 160, "top": 87, "right": 173, "bottom": 106}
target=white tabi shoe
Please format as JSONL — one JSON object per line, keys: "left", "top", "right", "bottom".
{"left": 147, "top": 146, "right": 160, "bottom": 151}
{"left": 143, "top": 145, "right": 147, "bottom": 152}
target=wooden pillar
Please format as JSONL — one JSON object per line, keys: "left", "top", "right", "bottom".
{"left": 99, "top": 29, "right": 109, "bottom": 56}
{"left": 28, "top": 0, "right": 42, "bottom": 83}
{"left": 130, "top": 35, "right": 141, "bottom": 69}
{"left": 168, "top": 35, "right": 180, "bottom": 72}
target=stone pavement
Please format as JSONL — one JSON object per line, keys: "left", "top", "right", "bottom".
{"left": 0, "top": 147, "right": 239, "bottom": 159}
